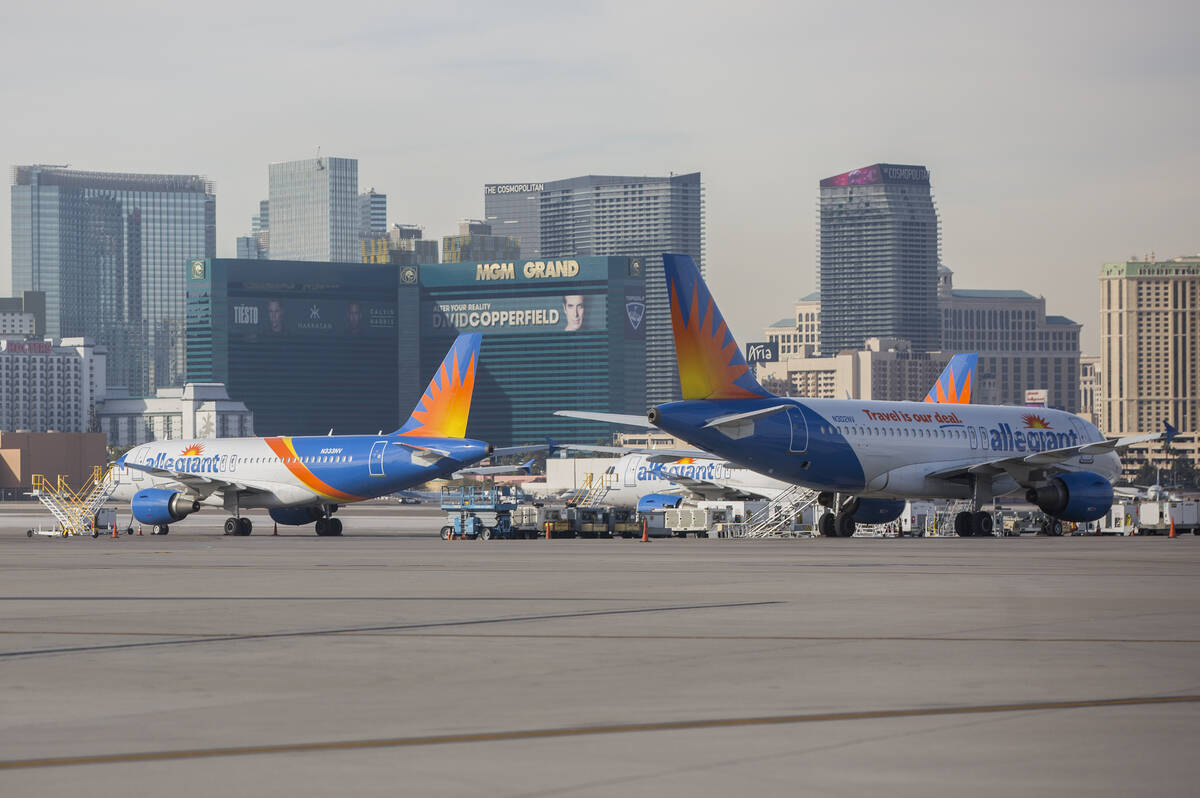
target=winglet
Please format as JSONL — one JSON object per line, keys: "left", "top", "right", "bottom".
{"left": 924, "top": 353, "right": 977, "bottom": 404}
{"left": 394, "top": 334, "right": 481, "bottom": 438}
{"left": 1164, "top": 419, "right": 1179, "bottom": 445}
{"left": 662, "top": 253, "right": 771, "bottom": 400}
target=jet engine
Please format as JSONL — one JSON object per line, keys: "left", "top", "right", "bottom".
{"left": 268, "top": 506, "right": 326, "bottom": 526}
{"left": 1026, "top": 472, "right": 1113, "bottom": 522}
{"left": 848, "top": 498, "right": 906, "bottom": 524}
{"left": 637, "top": 494, "right": 683, "bottom": 513}
{"left": 131, "top": 489, "right": 200, "bottom": 526}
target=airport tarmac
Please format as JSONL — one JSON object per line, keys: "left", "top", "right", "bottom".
{"left": 1, "top": 502, "right": 1198, "bottom": 796}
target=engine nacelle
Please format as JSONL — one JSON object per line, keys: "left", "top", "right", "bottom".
{"left": 1025, "top": 471, "right": 1113, "bottom": 522}
{"left": 637, "top": 494, "right": 683, "bottom": 513}
{"left": 849, "top": 498, "right": 905, "bottom": 524}
{"left": 268, "top": 506, "right": 325, "bottom": 526}
{"left": 131, "top": 489, "right": 200, "bottom": 526}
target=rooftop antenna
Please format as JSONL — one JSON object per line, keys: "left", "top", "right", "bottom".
{"left": 315, "top": 146, "right": 324, "bottom": 170}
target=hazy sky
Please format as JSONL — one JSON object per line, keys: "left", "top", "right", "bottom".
{"left": 2, "top": 1, "right": 1196, "bottom": 355}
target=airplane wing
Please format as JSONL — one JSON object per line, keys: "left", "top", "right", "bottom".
{"left": 456, "top": 459, "right": 535, "bottom": 477}
{"left": 663, "top": 474, "right": 768, "bottom": 501}
{"left": 924, "top": 432, "right": 1163, "bottom": 484}
{"left": 491, "top": 437, "right": 558, "bottom": 458}
{"left": 554, "top": 410, "right": 655, "bottom": 428}
{"left": 560, "top": 443, "right": 712, "bottom": 459}
{"left": 119, "top": 460, "right": 258, "bottom": 499}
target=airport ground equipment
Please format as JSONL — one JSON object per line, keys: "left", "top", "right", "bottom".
{"left": 1105, "top": 499, "right": 1200, "bottom": 535}
{"left": 439, "top": 485, "right": 525, "bottom": 540}
{"left": 29, "top": 467, "right": 121, "bottom": 537}
{"left": 744, "top": 485, "right": 819, "bottom": 537}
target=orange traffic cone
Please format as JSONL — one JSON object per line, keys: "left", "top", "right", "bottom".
{"left": 641, "top": 518, "right": 649, "bottom": 543}
{"left": 111, "top": 522, "right": 118, "bottom": 539}
{"left": 137, "top": 525, "right": 143, "bottom": 536}
{"left": 1169, "top": 518, "right": 1176, "bottom": 538}
{"left": 545, "top": 522, "right": 551, "bottom": 540}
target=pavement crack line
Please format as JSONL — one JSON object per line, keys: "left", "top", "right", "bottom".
{"left": 0, "top": 600, "right": 781, "bottom": 660}
{"left": 1, "top": 694, "right": 1197, "bottom": 771}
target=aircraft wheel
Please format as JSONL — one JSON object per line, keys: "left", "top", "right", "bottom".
{"left": 315, "top": 518, "right": 330, "bottom": 536}
{"left": 818, "top": 512, "right": 836, "bottom": 537}
{"left": 955, "top": 511, "right": 974, "bottom": 537}
{"left": 971, "top": 512, "right": 993, "bottom": 537}
{"left": 224, "top": 517, "right": 239, "bottom": 536}
{"left": 331, "top": 518, "right": 343, "bottom": 536}
{"left": 834, "top": 512, "right": 856, "bottom": 538}
{"left": 154, "top": 524, "right": 169, "bottom": 535}
{"left": 238, "top": 517, "right": 253, "bottom": 536}
{"left": 1050, "top": 520, "right": 1064, "bottom": 536}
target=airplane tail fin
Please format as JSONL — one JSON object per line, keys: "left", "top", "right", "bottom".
{"left": 394, "top": 333, "right": 481, "bottom": 438}
{"left": 924, "top": 353, "right": 976, "bottom": 404}
{"left": 661, "top": 253, "right": 772, "bottom": 400}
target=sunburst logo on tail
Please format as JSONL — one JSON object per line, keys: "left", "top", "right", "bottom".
{"left": 399, "top": 336, "right": 478, "bottom": 438}
{"left": 1022, "top": 414, "right": 1051, "bottom": 429}
{"left": 179, "top": 443, "right": 205, "bottom": 456}
{"left": 666, "top": 256, "right": 767, "bottom": 401}
{"left": 924, "top": 353, "right": 976, "bottom": 404}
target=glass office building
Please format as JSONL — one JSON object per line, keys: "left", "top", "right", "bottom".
{"left": 819, "top": 163, "right": 940, "bottom": 355}
{"left": 420, "top": 256, "right": 646, "bottom": 446}
{"left": 11, "top": 166, "right": 215, "bottom": 394}
{"left": 483, "top": 173, "right": 704, "bottom": 407}
{"left": 484, "top": 183, "right": 543, "bottom": 259}
{"left": 186, "top": 258, "right": 420, "bottom": 436}
{"left": 268, "top": 157, "right": 359, "bottom": 263}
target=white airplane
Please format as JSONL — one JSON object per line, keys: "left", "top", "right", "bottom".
{"left": 582, "top": 451, "right": 789, "bottom": 508}
{"left": 111, "top": 335, "right": 492, "bottom": 536}
{"left": 560, "top": 353, "right": 979, "bottom": 511}
{"left": 562, "top": 254, "right": 1161, "bottom": 537}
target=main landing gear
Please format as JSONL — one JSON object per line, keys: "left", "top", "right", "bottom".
{"left": 817, "top": 511, "right": 857, "bottom": 537}
{"left": 954, "top": 511, "right": 994, "bottom": 537}
{"left": 224, "top": 517, "right": 253, "bottom": 536}
{"left": 315, "top": 517, "right": 343, "bottom": 536}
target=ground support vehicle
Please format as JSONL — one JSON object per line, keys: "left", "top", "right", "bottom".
{"left": 1133, "top": 499, "right": 1199, "bottom": 535}
{"left": 439, "top": 486, "right": 525, "bottom": 540}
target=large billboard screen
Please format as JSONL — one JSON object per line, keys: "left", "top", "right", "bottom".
{"left": 227, "top": 296, "right": 396, "bottom": 339}
{"left": 425, "top": 293, "right": 607, "bottom": 335}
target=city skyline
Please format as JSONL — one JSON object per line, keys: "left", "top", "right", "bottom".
{"left": 2, "top": 3, "right": 1197, "bottom": 357}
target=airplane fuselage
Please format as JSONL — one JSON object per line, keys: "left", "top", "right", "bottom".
{"left": 651, "top": 397, "right": 1119, "bottom": 501}
{"left": 594, "top": 453, "right": 790, "bottom": 506}
{"left": 113, "top": 434, "right": 490, "bottom": 511}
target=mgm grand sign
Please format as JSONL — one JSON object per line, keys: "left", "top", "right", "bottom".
{"left": 475, "top": 260, "right": 580, "bottom": 281}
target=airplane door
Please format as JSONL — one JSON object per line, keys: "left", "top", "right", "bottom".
{"left": 786, "top": 407, "right": 808, "bottom": 453}
{"left": 978, "top": 426, "right": 989, "bottom": 450}
{"left": 968, "top": 427, "right": 979, "bottom": 450}
{"left": 624, "top": 458, "right": 638, "bottom": 487}
{"left": 369, "top": 441, "right": 387, "bottom": 476}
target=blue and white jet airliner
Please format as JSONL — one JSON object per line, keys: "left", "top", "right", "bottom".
{"left": 573, "top": 254, "right": 1160, "bottom": 537}
{"left": 111, "top": 334, "right": 490, "bottom": 536}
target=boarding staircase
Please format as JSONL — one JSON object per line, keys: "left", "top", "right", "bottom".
{"left": 737, "top": 484, "right": 821, "bottom": 537}
{"left": 580, "top": 471, "right": 614, "bottom": 507}
{"left": 565, "top": 473, "right": 594, "bottom": 505}
{"left": 30, "top": 466, "right": 120, "bottom": 536}
{"left": 929, "top": 500, "right": 974, "bottom": 537}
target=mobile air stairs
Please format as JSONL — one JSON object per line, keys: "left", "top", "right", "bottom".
{"left": 29, "top": 466, "right": 121, "bottom": 537}
{"left": 730, "top": 484, "right": 821, "bottom": 538}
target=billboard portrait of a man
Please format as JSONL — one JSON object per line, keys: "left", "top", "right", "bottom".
{"left": 347, "top": 301, "right": 362, "bottom": 334}
{"left": 267, "top": 299, "right": 285, "bottom": 334}
{"left": 562, "top": 294, "right": 585, "bottom": 332}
